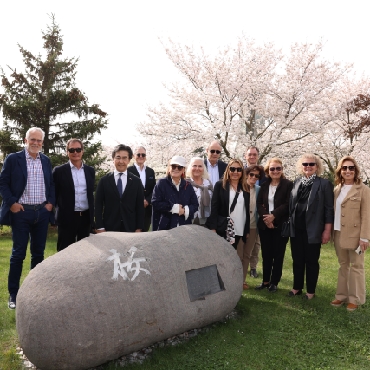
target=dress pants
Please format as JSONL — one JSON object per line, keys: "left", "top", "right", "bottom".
{"left": 290, "top": 228, "right": 321, "bottom": 294}
{"left": 9, "top": 207, "right": 50, "bottom": 296}
{"left": 57, "top": 210, "right": 91, "bottom": 251}
{"left": 143, "top": 205, "right": 152, "bottom": 232}
{"left": 249, "top": 234, "right": 261, "bottom": 270}
{"left": 334, "top": 231, "right": 366, "bottom": 305}
{"left": 259, "top": 227, "right": 288, "bottom": 285}
{"left": 237, "top": 228, "right": 257, "bottom": 282}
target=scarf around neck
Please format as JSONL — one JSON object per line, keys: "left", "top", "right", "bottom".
{"left": 187, "top": 179, "right": 213, "bottom": 218}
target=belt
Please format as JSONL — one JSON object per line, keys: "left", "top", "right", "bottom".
{"left": 21, "top": 202, "right": 47, "bottom": 211}
{"left": 75, "top": 210, "right": 89, "bottom": 216}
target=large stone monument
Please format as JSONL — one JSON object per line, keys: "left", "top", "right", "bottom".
{"left": 16, "top": 225, "right": 242, "bottom": 370}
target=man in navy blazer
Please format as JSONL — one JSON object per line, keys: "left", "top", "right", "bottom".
{"left": 127, "top": 146, "right": 156, "bottom": 231}
{"left": 53, "top": 139, "right": 95, "bottom": 251}
{"left": 0, "top": 127, "right": 55, "bottom": 309}
{"left": 95, "top": 144, "right": 144, "bottom": 233}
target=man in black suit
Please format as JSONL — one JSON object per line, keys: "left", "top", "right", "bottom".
{"left": 53, "top": 139, "right": 95, "bottom": 251}
{"left": 95, "top": 144, "right": 144, "bottom": 233}
{"left": 204, "top": 141, "right": 227, "bottom": 186}
{"left": 127, "top": 146, "right": 156, "bottom": 231}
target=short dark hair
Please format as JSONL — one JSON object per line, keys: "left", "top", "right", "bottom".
{"left": 246, "top": 146, "right": 260, "bottom": 154}
{"left": 66, "top": 138, "right": 84, "bottom": 151}
{"left": 245, "top": 165, "right": 264, "bottom": 178}
{"left": 112, "top": 144, "right": 133, "bottom": 159}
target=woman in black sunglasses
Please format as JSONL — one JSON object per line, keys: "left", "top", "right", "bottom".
{"left": 330, "top": 156, "right": 370, "bottom": 311}
{"left": 236, "top": 165, "right": 264, "bottom": 290}
{"left": 206, "top": 159, "right": 250, "bottom": 252}
{"left": 151, "top": 156, "right": 198, "bottom": 231}
{"left": 255, "top": 158, "right": 293, "bottom": 293}
{"left": 288, "top": 153, "right": 334, "bottom": 299}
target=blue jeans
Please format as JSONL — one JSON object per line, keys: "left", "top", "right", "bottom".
{"left": 8, "top": 207, "right": 50, "bottom": 296}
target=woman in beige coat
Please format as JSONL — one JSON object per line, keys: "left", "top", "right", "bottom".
{"left": 331, "top": 156, "right": 370, "bottom": 311}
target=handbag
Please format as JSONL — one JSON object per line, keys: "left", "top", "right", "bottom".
{"left": 281, "top": 218, "right": 291, "bottom": 238}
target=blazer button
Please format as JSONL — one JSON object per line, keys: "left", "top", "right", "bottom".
{"left": 341, "top": 214, "right": 344, "bottom": 217}
{"left": 341, "top": 224, "right": 344, "bottom": 226}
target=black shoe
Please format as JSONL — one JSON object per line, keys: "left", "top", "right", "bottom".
{"left": 255, "top": 282, "right": 269, "bottom": 290}
{"left": 250, "top": 269, "right": 258, "bottom": 278}
{"left": 302, "top": 293, "right": 315, "bottom": 300}
{"left": 8, "top": 295, "right": 16, "bottom": 310}
{"left": 268, "top": 284, "right": 278, "bottom": 293}
{"left": 288, "top": 289, "right": 302, "bottom": 297}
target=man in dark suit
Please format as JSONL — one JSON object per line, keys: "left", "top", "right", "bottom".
{"left": 127, "top": 146, "right": 156, "bottom": 231}
{"left": 95, "top": 144, "right": 144, "bottom": 233}
{"left": 0, "top": 127, "right": 55, "bottom": 309}
{"left": 53, "top": 139, "right": 95, "bottom": 251}
{"left": 204, "top": 141, "right": 227, "bottom": 186}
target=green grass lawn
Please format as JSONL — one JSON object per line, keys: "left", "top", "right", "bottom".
{"left": 1, "top": 230, "right": 370, "bottom": 370}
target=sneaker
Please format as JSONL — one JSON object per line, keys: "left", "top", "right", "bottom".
{"left": 347, "top": 303, "right": 358, "bottom": 312}
{"left": 8, "top": 295, "right": 16, "bottom": 310}
{"left": 250, "top": 269, "right": 258, "bottom": 278}
{"left": 330, "top": 299, "right": 344, "bottom": 307}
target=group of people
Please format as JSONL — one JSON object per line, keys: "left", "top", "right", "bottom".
{"left": 0, "top": 128, "right": 368, "bottom": 315}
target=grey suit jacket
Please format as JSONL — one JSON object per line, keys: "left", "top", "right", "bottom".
{"left": 289, "top": 176, "right": 334, "bottom": 244}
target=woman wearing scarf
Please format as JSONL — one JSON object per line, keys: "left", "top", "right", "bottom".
{"left": 206, "top": 159, "right": 250, "bottom": 250}
{"left": 288, "top": 153, "right": 334, "bottom": 299}
{"left": 185, "top": 157, "right": 213, "bottom": 226}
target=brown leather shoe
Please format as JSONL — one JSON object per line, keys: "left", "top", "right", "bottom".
{"left": 330, "top": 299, "right": 344, "bottom": 307}
{"left": 347, "top": 303, "right": 358, "bottom": 312}
{"left": 243, "top": 283, "right": 249, "bottom": 290}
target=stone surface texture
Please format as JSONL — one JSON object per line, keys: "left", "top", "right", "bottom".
{"left": 16, "top": 225, "right": 242, "bottom": 370}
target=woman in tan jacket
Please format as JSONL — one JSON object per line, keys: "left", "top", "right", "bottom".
{"left": 331, "top": 156, "right": 370, "bottom": 311}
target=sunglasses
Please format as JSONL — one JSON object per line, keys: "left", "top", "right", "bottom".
{"left": 302, "top": 163, "right": 316, "bottom": 167}
{"left": 341, "top": 165, "right": 355, "bottom": 171}
{"left": 136, "top": 153, "right": 146, "bottom": 157}
{"left": 229, "top": 167, "right": 242, "bottom": 173}
{"left": 269, "top": 167, "right": 282, "bottom": 172}
{"left": 171, "top": 164, "right": 184, "bottom": 171}
{"left": 68, "top": 148, "right": 83, "bottom": 153}
{"left": 210, "top": 150, "right": 221, "bottom": 154}
{"left": 249, "top": 173, "right": 260, "bottom": 178}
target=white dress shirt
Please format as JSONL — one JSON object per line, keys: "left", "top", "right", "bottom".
{"left": 134, "top": 163, "right": 146, "bottom": 187}
{"left": 69, "top": 161, "right": 88, "bottom": 211}
{"left": 114, "top": 169, "right": 127, "bottom": 194}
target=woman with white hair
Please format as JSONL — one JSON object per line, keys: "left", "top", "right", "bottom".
{"left": 152, "top": 156, "right": 198, "bottom": 231}
{"left": 185, "top": 157, "right": 213, "bottom": 226}
{"left": 288, "top": 153, "right": 334, "bottom": 300}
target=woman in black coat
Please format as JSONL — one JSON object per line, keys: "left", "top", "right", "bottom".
{"left": 288, "top": 153, "right": 334, "bottom": 299}
{"left": 206, "top": 158, "right": 250, "bottom": 250}
{"left": 255, "top": 157, "right": 293, "bottom": 293}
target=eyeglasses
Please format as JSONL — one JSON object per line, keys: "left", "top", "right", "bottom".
{"left": 192, "top": 165, "right": 203, "bottom": 168}
{"left": 68, "top": 148, "right": 83, "bottom": 153}
{"left": 136, "top": 153, "right": 146, "bottom": 157}
{"left": 210, "top": 150, "right": 221, "bottom": 154}
{"left": 249, "top": 173, "right": 260, "bottom": 178}
{"left": 302, "top": 163, "right": 316, "bottom": 167}
{"left": 269, "top": 167, "right": 282, "bottom": 172}
{"left": 171, "top": 164, "right": 184, "bottom": 170}
{"left": 229, "top": 167, "right": 242, "bottom": 173}
{"left": 341, "top": 166, "right": 355, "bottom": 171}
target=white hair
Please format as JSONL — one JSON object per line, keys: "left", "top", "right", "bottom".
{"left": 26, "top": 127, "right": 45, "bottom": 140}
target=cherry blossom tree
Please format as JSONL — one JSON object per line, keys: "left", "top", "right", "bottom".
{"left": 138, "top": 37, "right": 369, "bottom": 181}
